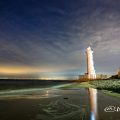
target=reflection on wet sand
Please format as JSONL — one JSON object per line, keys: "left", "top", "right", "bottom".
{"left": 0, "top": 84, "right": 120, "bottom": 120}
{"left": 88, "top": 88, "right": 98, "bottom": 120}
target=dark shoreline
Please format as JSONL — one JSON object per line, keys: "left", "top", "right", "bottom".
{"left": 0, "top": 79, "right": 75, "bottom": 90}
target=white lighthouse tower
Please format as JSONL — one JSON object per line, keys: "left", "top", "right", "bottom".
{"left": 86, "top": 46, "right": 96, "bottom": 79}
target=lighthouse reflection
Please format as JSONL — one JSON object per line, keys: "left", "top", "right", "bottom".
{"left": 88, "top": 88, "right": 98, "bottom": 120}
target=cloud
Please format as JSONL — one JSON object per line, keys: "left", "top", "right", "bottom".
{"left": 0, "top": 0, "right": 120, "bottom": 76}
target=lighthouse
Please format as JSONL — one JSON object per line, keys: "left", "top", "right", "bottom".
{"left": 86, "top": 46, "right": 96, "bottom": 79}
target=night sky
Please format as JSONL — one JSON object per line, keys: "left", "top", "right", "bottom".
{"left": 0, "top": 0, "right": 120, "bottom": 79}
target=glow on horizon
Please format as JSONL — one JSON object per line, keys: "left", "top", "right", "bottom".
{"left": 39, "top": 76, "right": 77, "bottom": 80}
{"left": 0, "top": 64, "right": 61, "bottom": 75}
{"left": 0, "top": 65, "right": 41, "bottom": 75}
{"left": 0, "top": 64, "right": 80, "bottom": 79}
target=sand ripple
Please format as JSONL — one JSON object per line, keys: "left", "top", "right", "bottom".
{"left": 34, "top": 98, "right": 88, "bottom": 120}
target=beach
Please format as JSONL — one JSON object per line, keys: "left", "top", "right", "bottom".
{"left": 0, "top": 81, "right": 120, "bottom": 120}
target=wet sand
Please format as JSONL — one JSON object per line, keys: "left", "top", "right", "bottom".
{"left": 0, "top": 84, "right": 120, "bottom": 120}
